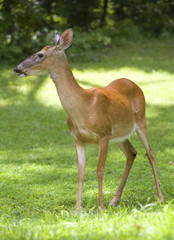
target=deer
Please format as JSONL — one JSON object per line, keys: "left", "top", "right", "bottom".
{"left": 14, "top": 29, "right": 164, "bottom": 214}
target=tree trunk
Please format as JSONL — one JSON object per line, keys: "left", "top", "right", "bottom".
{"left": 100, "top": 0, "right": 108, "bottom": 27}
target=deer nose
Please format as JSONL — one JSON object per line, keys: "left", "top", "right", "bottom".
{"left": 14, "top": 67, "right": 22, "bottom": 74}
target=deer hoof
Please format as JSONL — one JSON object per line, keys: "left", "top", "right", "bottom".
{"left": 98, "top": 206, "right": 105, "bottom": 212}
{"left": 74, "top": 206, "right": 83, "bottom": 216}
{"left": 158, "top": 194, "right": 164, "bottom": 202}
{"left": 110, "top": 197, "right": 120, "bottom": 207}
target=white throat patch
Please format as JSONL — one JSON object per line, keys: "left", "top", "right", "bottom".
{"left": 50, "top": 72, "right": 58, "bottom": 81}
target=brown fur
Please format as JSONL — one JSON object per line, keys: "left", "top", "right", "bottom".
{"left": 14, "top": 29, "right": 164, "bottom": 214}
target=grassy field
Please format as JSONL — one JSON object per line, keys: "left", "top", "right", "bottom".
{"left": 0, "top": 40, "right": 174, "bottom": 239}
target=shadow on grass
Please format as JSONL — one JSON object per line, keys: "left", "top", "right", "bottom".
{"left": 0, "top": 103, "right": 71, "bottom": 151}
{"left": 1, "top": 95, "right": 174, "bottom": 152}
{"left": 0, "top": 65, "right": 48, "bottom": 102}
{"left": 0, "top": 42, "right": 174, "bottom": 211}
{"left": 0, "top": 97, "right": 174, "bottom": 209}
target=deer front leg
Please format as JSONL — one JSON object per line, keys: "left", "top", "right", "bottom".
{"left": 97, "top": 137, "right": 109, "bottom": 210}
{"left": 74, "top": 142, "right": 86, "bottom": 215}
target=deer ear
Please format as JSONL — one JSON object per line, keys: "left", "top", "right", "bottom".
{"left": 60, "top": 29, "right": 73, "bottom": 50}
{"left": 54, "top": 32, "right": 60, "bottom": 46}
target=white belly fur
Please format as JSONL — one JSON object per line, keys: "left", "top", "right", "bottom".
{"left": 110, "top": 124, "right": 136, "bottom": 143}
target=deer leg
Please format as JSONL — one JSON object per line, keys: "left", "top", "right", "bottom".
{"left": 74, "top": 142, "right": 86, "bottom": 214}
{"left": 110, "top": 140, "right": 137, "bottom": 206}
{"left": 136, "top": 126, "right": 164, "bottom": 202}
{"left": 97, "top": 137, "right": 109, "bottom": 210}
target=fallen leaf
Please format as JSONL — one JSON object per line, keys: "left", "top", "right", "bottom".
{"left": 136, "top": 224, "right": 142, "bottom": 230}
{"left": 168, "top": 162, "right": 174, "bottom": 166}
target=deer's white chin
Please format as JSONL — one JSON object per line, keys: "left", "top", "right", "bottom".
{"left": 18, "top": 73, "right": 27, "bottom": 77}
{"left": 29, "top": 70, "right": 48, "bottom": 76}
{"left": 17, "top": 72, "right": 28, "bottom": 77}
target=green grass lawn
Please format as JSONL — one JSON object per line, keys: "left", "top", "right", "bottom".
{"left": 0, "top": 40, "right": 174, "bottom": 239}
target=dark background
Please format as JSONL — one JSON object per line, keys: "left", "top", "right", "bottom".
{"left": 0, "top": 0, "right": 174, "bottom": 62}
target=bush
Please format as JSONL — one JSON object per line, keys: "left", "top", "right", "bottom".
{"left": 0, "top": 20, "right": 172, "bottom": 64}
{"left": 69, "top": 29, "right": 111, "bottom": 60}
{"left": 69, "top": 22, "right": 141, "bottom": 61}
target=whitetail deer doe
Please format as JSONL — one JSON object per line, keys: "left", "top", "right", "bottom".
{"left": 14, "top": 29, "right": 164, "bottom": 213}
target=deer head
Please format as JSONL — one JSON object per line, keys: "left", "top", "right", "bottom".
{"left": 14, "top": 29, "right": 73, "bottom": 77}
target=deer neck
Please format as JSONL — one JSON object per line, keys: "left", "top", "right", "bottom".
{"left": 50, "top": 53, "right": 86, "bottom": 122}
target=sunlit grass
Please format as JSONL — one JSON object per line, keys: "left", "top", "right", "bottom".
{"left": 0, "top": 40, "right": 174, "bottom": 239}
{"left": 1, "top": 203, "right": 173, "bottom": 240}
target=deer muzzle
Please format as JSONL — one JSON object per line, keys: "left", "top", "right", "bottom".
{"left": 14, "top": 66, "right": 28, "bottom": 77}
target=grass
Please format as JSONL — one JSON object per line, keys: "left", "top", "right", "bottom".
{"left": 0, "top": 39, "right": 174, "bottom": 239}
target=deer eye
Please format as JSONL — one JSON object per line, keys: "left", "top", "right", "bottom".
{"left": 38, "top": 53, "right": 43, "bottom": 58}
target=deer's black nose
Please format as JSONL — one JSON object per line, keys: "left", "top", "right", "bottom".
{"left": 14, "top": 67, "right": 21, "bottom": 74}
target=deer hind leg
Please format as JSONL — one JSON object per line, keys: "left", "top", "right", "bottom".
{"left": 74, "top": 142, "right": 86, "bottom": 215}
{"left": 97, "top": 137, "right": 109, "bottom": 210}
{"left": 136, "top": 124, "right": 164, "bottom": 202}
{"left": 110, "top": 140, "right": 137, "bottom": 207}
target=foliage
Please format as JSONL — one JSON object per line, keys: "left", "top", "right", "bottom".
{"left": 0, "top": 39, "right": 174, "bottom": 239}
{"left": 69, "top": 23, "right": 141, "bottom": 61}
{"left": 0, "top": 0, "right": 174, "bottom": 62}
